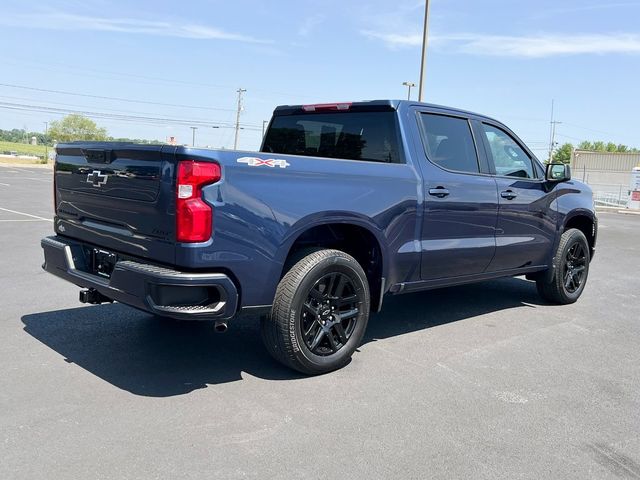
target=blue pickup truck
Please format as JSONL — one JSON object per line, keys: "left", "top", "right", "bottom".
{"left": 42, "top": 100, "right": 597, "bottom": 374}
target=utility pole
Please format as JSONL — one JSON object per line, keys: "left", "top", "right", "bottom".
{"left": 43, "top": 121, "right": 48, "bottom": 163}
{"left": 548, "top": 100, "right": 562, "bottom": 162}
{"left": 418, "top": 0, "right": 431, "bottom": 102}
{"left": 550, "top": 120, "right": 561, "bottom": 162}
{"left": 190, "top": 126, "right": 198, "bottom": 147}
{"left": 234, "top": 88, "right": 247, "bottom": 150}
{"left": 402, "top": 82, "right": 416, "bottom": 100}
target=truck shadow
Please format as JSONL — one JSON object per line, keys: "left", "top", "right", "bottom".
{"left": 22, "top": 277, "right": 545, "bottom": 397}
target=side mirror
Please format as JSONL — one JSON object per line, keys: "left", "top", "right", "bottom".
{"left": 546, "top": 163, "right": 571, "bottom": 182}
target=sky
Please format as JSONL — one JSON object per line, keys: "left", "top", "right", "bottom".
{"left": 1, "top": 0, "right": 639, "bottom": 155}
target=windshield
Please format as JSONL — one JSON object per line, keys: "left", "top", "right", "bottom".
{"left": 262, "top": 112, "right": 403, "bottom": 163}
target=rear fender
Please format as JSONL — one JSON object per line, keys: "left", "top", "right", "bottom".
{"left": 267, "top": 212, "right": 389, "bottom": 289}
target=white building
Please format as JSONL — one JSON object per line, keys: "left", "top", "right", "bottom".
{"left": 570, "top": 150, "right": 640, "bottom": 207}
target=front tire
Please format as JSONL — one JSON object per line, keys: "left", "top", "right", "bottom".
{"left": 537, "top": 228, "right": 590, "bottom": 304}
{"left": 261, "top": 249, "right": 370, "bottom": 375}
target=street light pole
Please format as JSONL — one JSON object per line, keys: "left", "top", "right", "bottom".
{"left": 418, "top": 0, "right": 431, "bottom": 102}
{"left": 190, "top": 126, "right": 197, "bottom": 147}
{"left": 402, "top": 82, "right": 416, "bottom": 100}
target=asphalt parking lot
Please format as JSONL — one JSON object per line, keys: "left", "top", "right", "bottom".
{"left": 1, "top": 164, "right": 639, "bottom": 479}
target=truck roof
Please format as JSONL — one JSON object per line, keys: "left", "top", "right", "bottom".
{"left": 273, "top": 100, "right": 503, "bottom": 124}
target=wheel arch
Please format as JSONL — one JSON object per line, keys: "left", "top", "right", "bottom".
{"left": 274, "top": 214, "right": 388, "bottom": 312}
{"left": 563, "top": 210, "right": 597, "bottom": 260}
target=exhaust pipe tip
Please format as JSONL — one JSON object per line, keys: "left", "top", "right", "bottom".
{"left": 214, "top": 320, "right": 228, "bottom": 333}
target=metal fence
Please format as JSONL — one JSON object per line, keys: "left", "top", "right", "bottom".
{"left": 588, "top": 183, "right": 630, "bottom": 208}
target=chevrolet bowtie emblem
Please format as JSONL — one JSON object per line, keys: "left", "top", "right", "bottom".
{"left": 87, "top": 170, "right": 108, "bottom": 187}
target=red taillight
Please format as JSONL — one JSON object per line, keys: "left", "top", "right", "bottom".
{"left": 302, "top": 102, "right": 352, "bottom": 112}
{"left": 176, "top": 160, "right": 221, "bottom": 243}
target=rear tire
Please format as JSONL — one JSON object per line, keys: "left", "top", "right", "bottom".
{"left": 261, "top": 249, "right": 370, "bottom": 375}
{"left": 536, "top": 228, "right": 590, "bottom": 304}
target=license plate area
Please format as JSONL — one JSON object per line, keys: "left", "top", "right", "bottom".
{"left": 91, "top": 249, "right": 117, "bottom": 278}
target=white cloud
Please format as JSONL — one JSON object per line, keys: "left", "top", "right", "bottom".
{"left": 0, "top": 12, "right": 269, "bottom": 44}
{"left": 444, "top": 33, "right": 640, "bottom": 57}
{"left": 362, "top": 31, "right": 640, "bottom": 57}
{"left": 361, "top": 30, "right": 423, "bottom": 47}
{"left": 536, "top": 2, "right": 640, "bottom": 17}
{"left": 298, "top": 14, "right": 325, "bottom": 37}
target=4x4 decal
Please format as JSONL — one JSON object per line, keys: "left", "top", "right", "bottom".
{"left": 237, "top": 157, "right": 290, "bottom": 169}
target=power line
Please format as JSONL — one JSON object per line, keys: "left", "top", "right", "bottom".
{"left": 0, "top": 93, "right": 213, "bottom": 118}
{"left": 0, "top": 82, "right": 236, "bottom": 112}
{"left": 559, "top": 121, "right": 619, "bottom": 137}
{"left": 0, "top": 94, "right": 263, "bottom": 128}
{"left": 3, "top": 57, "right": 317, "bottom": 100}
{"left": 556, "top": 133, "right": 584, "bottom": 142}
{"left": 0, "top": 101, "right": 263, "bottom": 131}
{"left": 2, "top": 59, "right": 235, "bottom": 90}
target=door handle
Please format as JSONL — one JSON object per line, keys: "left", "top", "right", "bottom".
{"left": 500, "top": 190, "right": 518, "bottom": 200}
{"left": 428, "top": 187, "right": 450, "bottom": 198}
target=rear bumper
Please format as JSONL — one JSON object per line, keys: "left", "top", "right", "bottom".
{"left": 41, "top": 236, "right": 239, "bottom": 321}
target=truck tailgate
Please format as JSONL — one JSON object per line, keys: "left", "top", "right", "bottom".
{"left": 54, "top": 143, "right": 177, "bottom": 264}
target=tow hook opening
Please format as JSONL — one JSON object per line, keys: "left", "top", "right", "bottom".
{"left": 79, "top": 288, "right": 113, "bottom": 305}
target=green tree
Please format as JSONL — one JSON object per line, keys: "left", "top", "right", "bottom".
{"left": 575, "top": 140, "right": 637, "bottom": 153}
{"left": 48, "top": 114, "right": 108, "bottom": 142}
{"left": 552, "top": 143, "right": 573, "bottom": 164}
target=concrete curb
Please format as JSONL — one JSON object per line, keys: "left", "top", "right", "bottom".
{"left": 596, "top": 206, "right": 640, "bottom": 215}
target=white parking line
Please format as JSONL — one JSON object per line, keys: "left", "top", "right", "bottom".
{"left": 0, "top": 182, "right": 9, "bottom": 186}
{"left": 0, "top": 219, "right": 45, "bottom": 222}
{"left": 0, "top": 207, "right": 52, "bottom": 222}
{"left": 3, "top": 176, "right": 50, "bottom": 183}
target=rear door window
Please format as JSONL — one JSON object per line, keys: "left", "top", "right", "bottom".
{"left": 262, "top": 112, "right": 402, "bottom": 163}
{"left": 419, "top": 113, "right": 480, "bottom": 174}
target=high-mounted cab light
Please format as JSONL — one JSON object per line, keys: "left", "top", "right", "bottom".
{"left": 301, "top": 103, "right": 352, "bottom": 112}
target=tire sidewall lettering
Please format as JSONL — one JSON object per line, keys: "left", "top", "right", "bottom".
{"left": 288, "top": 308, "right": 301, "bottom": 353}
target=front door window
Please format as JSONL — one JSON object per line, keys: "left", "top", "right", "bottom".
{"left": 482, "top": 124, "right": 535, "bottom": 179}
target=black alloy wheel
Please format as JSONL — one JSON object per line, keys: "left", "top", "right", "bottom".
{"left": 261, "top": 249, "right": 371, "bottom": 375}
{"left": 301, "top": 272, "right": 360, "bottom": 356}
{"left": 562, "top": 241, "right": 587, "bottom": 294}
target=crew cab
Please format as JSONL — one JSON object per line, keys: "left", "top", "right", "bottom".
{"left": 41, "top": 100, "right": 597, "bottom": 374}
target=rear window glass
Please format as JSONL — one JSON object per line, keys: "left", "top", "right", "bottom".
{"left": 419, "top": 113, "right": 479, "bottom": 173}
{"left": 262, "top": 112, "right": 403, "bottom": 163}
